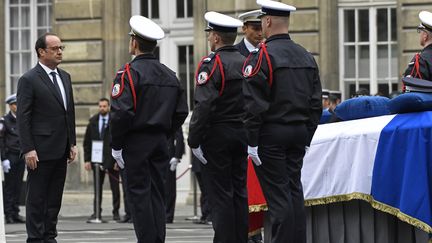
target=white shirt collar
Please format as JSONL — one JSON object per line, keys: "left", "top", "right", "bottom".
{"left": 244, "top": 38, "right": 258, "bottom": 53}
{"left": 39, "top": 62, "right": 58, "bottom": 76}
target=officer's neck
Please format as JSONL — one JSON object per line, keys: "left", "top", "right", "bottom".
{"left": 423, "top": 40, "right": 432, "bottom": 49}
{"left": 214, "top": 43, "right": 231, "bottom": 52}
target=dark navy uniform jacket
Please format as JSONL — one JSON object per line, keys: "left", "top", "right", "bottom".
{"left": 110, "top": 53, "right": 189, "bottom": 150}
{"left": 403, "top": 44, "right": 432, "bottom": 81}
{"left": 234, "top": 39, "right": 251, "bottom": 57}
{"left": 242, "top": 34, "right": 322, "bottom": 146}
{"left": 188, "top": 46, "right": 246, "bottom": 148}
{"left": 0, "top": 112, "right": 20, "bottom": 160}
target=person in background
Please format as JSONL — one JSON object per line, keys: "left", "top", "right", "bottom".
{"left": 191, "top": 154, "right": 212, "bottom": 225}
{"left": 83, "top": 98, "right": 120, "bottom": 221}
{"left": 165, "top": 128, "right": 185, "bottom": 223}
{"left": 322, "top": 89, "right": 330, "bottom": 109}
{"left": 0, "top": 94, "right": 26, "bottom": 224}
{"left": 235, "top": 9, "right": 264, "bottom": 57}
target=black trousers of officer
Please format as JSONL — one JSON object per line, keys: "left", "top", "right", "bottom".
{"left": 164, "top": 169, "right": 176, "bottom": 223}
{"left": 3, "top": 152, "right": 25, "bottom": 218}
{"left": 195, "top": 171, "right": 211, "bottom": 221}
{"left": 26, "top": 154, "right": 67, "bottom": 243}
{"left": 202, "top": 124, "right": 248, "bottom": 243}
{"left": 120, "top": 169, "right": 131, "bottom": 219}
{"left": 123, "top": 132, "right": 169, "bottom": 243}
{"left": 254, "top": 123, "right": 308, "bottom": 243}
{"left": 91, "top": 164, "right": 120, "bottom": 216}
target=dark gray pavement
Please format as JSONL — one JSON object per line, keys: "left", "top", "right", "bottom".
{"left": 5, "top": 191, "right": 213, "bottom": 243}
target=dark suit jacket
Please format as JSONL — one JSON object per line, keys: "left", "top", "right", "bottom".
{"left": 17, "top": 63, "right": 76, "bottom": 161}
{"left": 83, "top": 114, "right": 116, "bottom": 169}
{"left": 234, "top": 39, "right": 251, "bottom": 57}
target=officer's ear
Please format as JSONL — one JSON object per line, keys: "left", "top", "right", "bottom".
{"left": 263, "top": 16, "right": 271, "bottom": 28}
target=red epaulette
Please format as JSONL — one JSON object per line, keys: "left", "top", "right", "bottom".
{"left": 111, "top": 63, "right": 137, "bottom": 112}
{"left": 195, "top": 53, "right": 226, "bottom": 96}
{"left": 242, "top": 42, "right": 273, "bottom": 87}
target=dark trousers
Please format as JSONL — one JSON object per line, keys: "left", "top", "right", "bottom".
{"left": 202, "top": 125, "right": 248, "bottom": 243}
{"left": 254, "top": 123, "right": 308, "bottom": 243}
{"left": 124, "top": 132, "right": 169, "bottom": 243}
{"left": 26, "top": 157, "right": 67, "bottom": 243}
{"left": 195, "top": 171, "right": 211, "bottom": 221}
{"left": 164, "top": 169, "right": 176, "bottom": 222}
{"left": 91, "top": 164, "right": 120, "bottom": 215}
{"left": 3, "top": 152, "right": 25, "bottom": 218}
{"left": 120, "top": 169, "right": 131, "bottom": 218}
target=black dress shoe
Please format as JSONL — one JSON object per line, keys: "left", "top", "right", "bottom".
{"left": 12, "top": 215, "right": 25, "bottom": 223}
{"left": 113, "top": 213, "right": 120, "bottom": 221}
{"left": 88, "top": 214, "right": 96, "bottom": 220}
{"left": 5, "top": 217, "right": 15, "bottom": 224}
{"left": 118, "top": 216, "right": 132, "bottom": 223}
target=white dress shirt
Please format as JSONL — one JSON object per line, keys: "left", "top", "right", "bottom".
{"left": 39, "top": 62, "right": 67, "bottom": 110}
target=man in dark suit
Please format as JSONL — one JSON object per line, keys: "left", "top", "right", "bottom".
{"left": 83, "top": 98, "right": 120, "bottom": 221}
{"left": 165, "top": 128, "right": 185, "bottom": 223}
{"left": 235, "top": 10, "right": 264, "bottom": 57}
{"left": 17, "top": 33, "right": 76, "bottom": 243}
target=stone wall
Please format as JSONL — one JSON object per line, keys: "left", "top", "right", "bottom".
{"left": 53, "top": 0, "right": 130, "bottom": 189}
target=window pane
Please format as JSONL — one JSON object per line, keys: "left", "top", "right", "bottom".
{"left": 141, "top": 0, "right": 149, "bottom": 17}
{"left": 10, "top": 30, "right": 19, "bottom": 50}
{"left": 391, "top": 44, "right": 398, "bottom": 78}
{"left": 377, "top": 9, "right": 388, "bottom": 42}
{"left": 377, "top": 45, "right": 388, "bottom": 78}
{"left": 11, "top": 77, "right": 19, "bottom": 94}
{"left": 187, "top": 0, "right": 193, "bottom": 17}
{"left": 347, "top": 82, "right": 356, "bottom": 98}
{"left": 21, "top": 0, "right": 30, "bottom": 4}
{"left": 37, "top": 0, "right": 48, "bottom": 3}
{"left": 344, "top": 46, "right": 355, "bottom": 78}
{"left": 378, "top": 83, "right": 389, "bottom": 97}
{"left": 391, "top": 9, "right": 397, "bottom": 41}
{"left": 11, "top": 54, "right": 20, "bottom": 74}
{"left": 358, "top": 9, "right": 369, "bottom": 42}
{"left": 177, "top": 0, "right": 184, "bottom": 18}
{"left": 151, "top": 0, "right": 159, "bottom": 18}
{"left": 38, "top": 28, "right": 47, "bottom": 37}
{"left": 344, "top": 10, "right": 355, "bottom": 42}
{"left": 38, "top": 6, "right": 48, "bottom": 26}
{"left": 359, "top": 45, "right": 370, "bottom": 78}
{"left": 10, "top": 0, "right": 19, "bottom": 4}
{"left": 22, "top": 6, "right": 30, "bottom": 27}
{"left": 22, "top": 30, "right": 31, "bottom": 50}
{"left": 22, "top": 53, "right": 31, "bottom": 72}
{"left": 10, "top": 7, "right": 19, "bottom": 27}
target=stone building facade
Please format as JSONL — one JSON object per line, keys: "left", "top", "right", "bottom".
{"left": 0, "top": 0, "right": 431, "bottom": 199}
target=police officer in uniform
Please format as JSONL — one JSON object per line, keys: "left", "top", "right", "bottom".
{"left": 242, "top": 1, "right": 322, "bottom": 243}
{"left": 235, "top": 10, "right": 264, "bottom": 57}
{"left": 403, "top": 11, "right": 432, "bottom": 82}
{"left": 0, "top": 94, "right": 26, "bottom": 224}
{"left": 188, "top": 12, "right": 248, "bottom": 243}
{"left": 110, "top": 15, "right": 188, "bottom": 243}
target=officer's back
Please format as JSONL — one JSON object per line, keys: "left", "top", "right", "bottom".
{"left": 128, "top": 55, "right": 183, "bottom": 132}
